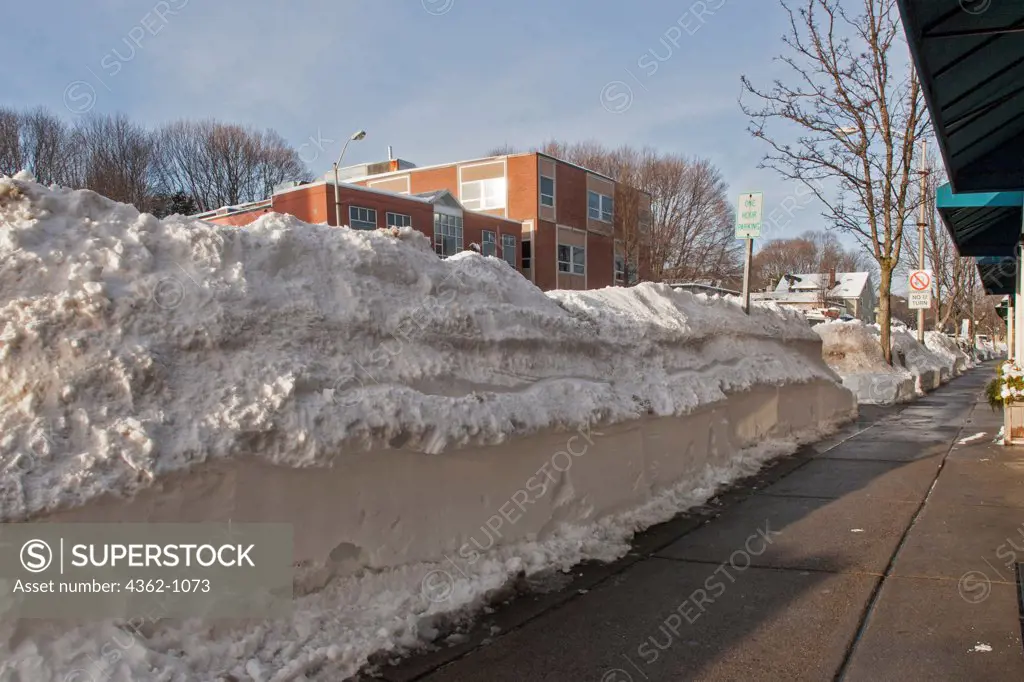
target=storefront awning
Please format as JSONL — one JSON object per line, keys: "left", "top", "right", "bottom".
{"left": 977, "top": 257, "right": 1017, "bottom": 296}
{"left": 936, "top": 183, "right": 1022, "bottom": 257}
{"left": 898, "top": 1, "right": 1024, "bottom": 193}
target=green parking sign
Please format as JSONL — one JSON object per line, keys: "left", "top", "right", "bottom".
{"left": 735, "top": 192, "right": 763, "bottom": 239}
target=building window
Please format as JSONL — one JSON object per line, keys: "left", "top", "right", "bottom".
{"left": 557, "top": 244, "right": 585, "bottom": 275}
{"left": 615, "top": 254, "right": 625, "bottom": 284}
{"left": 349, "top": 206, "right": 377, "bottom": 230}
{"left": 501, "top": 234, "right": 516, "bottom": 268}
{"left": 522, "top": 240, "right": 532, "bottom": 270}
{"left": 482, "top": 230, "right": 496, "bottom": 257}
{"left": 461, "top": 177, "right": 506, "bottom": 211}
{"left": 587, "top": 191, "right": 614, "bottom": 223}
{"left": 540, "top": 175, "right": 555, "bottom": 208}
{"left": 434, "top": 213, "right": 463, "bottom": 257}
{"left": 387, "top": 212, "right": 412, "bottom": 228}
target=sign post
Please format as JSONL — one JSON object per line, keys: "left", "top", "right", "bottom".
{"left": 736, "top": 192, "right": 763, "bottom": 315}
{"left": 908, "top": 269, "right": 932, "bottom": 313}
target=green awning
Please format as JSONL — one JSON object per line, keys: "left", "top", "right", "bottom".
{"left": 936, "top": 184, "right": 1022, "bottom": 256}
{"left": 898, "top": 1, "right": 1024, "bottom": 193}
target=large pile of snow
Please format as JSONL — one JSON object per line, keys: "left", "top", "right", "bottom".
{"left": 814, "top": 320, "right": 915, "bottom": 404}
{"left": 889, "top": 326, "right": 947, "bottom": 390}
{"left": 0, "top": 175, "right": 842, "bottom": 522}
{"left": 924, "top": 331, "right": 971, "bottom": 376}
{"left": 0, "top": 175, "right": 854, "bottom": 681}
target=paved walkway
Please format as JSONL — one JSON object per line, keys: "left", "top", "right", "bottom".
{"left": 369, "top": 365, "right": 1024, "bottom": 682}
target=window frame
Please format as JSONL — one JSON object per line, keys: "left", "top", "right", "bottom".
{"left": 501, "top": 234, "right": 516, "bottom": 268}
{"left": 461, "top": 177, "right": 507, "bottom": 211}
{"left": 557, "top": 244, "right": 586, "bottom": 275}
{"left": 349, "top": 206, "right": 377, "bottom": 230}
{"left": 481, "top": 230, "right": 497, "bottom": 257}
{"left": 522, "top": 239, "right": 532, "bottom": 270}
{"left": 433, "top": 212, "right": 464, "bottom": 258}
{"left": 587, "top": 190, "right": 614, "bottom": 223}
{"left": 614, "top": 254, "right": 626, "bottom": 284}
{"left": 386, "top": 212, "right": 412, "bottom": 228}
{"left": 540, "top": 175, "right": 555, "bottom": 208}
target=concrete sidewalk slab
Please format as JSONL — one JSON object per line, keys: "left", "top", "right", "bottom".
{"left": 656, "top": 494, "right": 918, "bottom": 573}
{"left": 412, "top": 558, "right": 877, "bottom": 682}
{"left": 890, "top": 501, "right": 1024, "bottom": 583}
{"left": 366, "top": 367, "right": 1021, "bottom": 682}
{"left": 842, "top": 577, "right": 1024, "bottom": 682}
{"left": 929, "top": 458, "right": 1024, "bottom": 509}
{"left": 759, "top": 457, "right": 940, "bottom": 503}
{"left": 819, "top": 438, "right": 948, "bottom": 462}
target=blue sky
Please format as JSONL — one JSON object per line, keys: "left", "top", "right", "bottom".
{"left": 2, "top": 0, "right": 836, "bottom": 241}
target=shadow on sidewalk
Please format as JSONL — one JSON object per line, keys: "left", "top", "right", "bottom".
{"left": 350, "top": 369, "right": 993, "bottom": 682}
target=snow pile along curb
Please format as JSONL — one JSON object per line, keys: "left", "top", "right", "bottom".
{"left": 814, "top": 320, "right": 916, "bottom": 404}
{"left": 0, "top": 176, "right": 857, "bottom": 681}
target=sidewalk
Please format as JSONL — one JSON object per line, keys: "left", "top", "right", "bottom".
{"left": 367, "top": 365, "right": 1024, "bottom": 682}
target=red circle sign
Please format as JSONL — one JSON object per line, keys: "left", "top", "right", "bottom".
{"left": 910, "top": 271, "right": 931, "bottom": 291}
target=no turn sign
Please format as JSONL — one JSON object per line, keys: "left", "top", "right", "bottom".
{"left": 908, "top": 269, "right": 932, "bottom": 310}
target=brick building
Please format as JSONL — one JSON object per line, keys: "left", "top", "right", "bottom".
{"left": 195, "top": 180, "right": 524, "bottom": 271}
{"left": 349, "top": 152, "right": 652, "bottom": 291}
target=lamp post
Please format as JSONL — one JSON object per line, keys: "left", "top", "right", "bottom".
{"left": 333, "top": 130, "right": 367, "bottom": 226}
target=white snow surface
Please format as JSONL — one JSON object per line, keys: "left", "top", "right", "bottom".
{"left": 813, "top": 320, "right": 915, "bottom": 404}
{"left": 0, "top": 177, "right": 855, "bottom": 681}
{"left": 0, "top": 176, "right": 837, "bottom": 522}
{"left": 814, "top": 320, "right": 970, "bottom": 404}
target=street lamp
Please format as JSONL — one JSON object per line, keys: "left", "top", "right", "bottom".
{"left": 333, "top": 129, "right": 367, "bottom": 226}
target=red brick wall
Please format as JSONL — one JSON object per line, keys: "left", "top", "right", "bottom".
{"left": 587, "top": 233, "right": 615, "bottom": 289}
{"left": 203, "top": 205, "right": 271, "bottom": 227}
{"left": 273, "top": 184, "right": 330, "bottom": 224}
{"left": 533, "top": 220, "right": 557, "bottom": 291}
{"left": 554, "top": 160, "right": 587, "bottom": 231}
{"left": 407, "top": 166, "right": 460, "bottom": 196}
{"left": 338, "top": 187, "right": 434, "bottom": 235}
{"left": 464, "top": 212, "right": 523, "bottom": 270}
{"left": 507, "top": 154, "right": 539, "bottom": 224}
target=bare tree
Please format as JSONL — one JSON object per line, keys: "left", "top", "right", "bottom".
{"left": 741, "top": 0, "right": 928, "bottom": 363}
{"left": 0, "top": 107, "right": 23, "bottom": 177}
{"left": 155, "top": 119, "right": 309, "bottom": 212}
{"left": 75, "top": 113, "right": 158, "bottom": 209}
{"left": 20, "top": 107, "right": 82, "bottom": 187}
{"left": 752, "top": 230, "right": 868, "bottom": 290}
{"left": 540, "top": 140, "right": 741, "bottom": 285}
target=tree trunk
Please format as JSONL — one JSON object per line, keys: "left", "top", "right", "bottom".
{"left": 878, "top": 264, "right": 894, "bottom": 364}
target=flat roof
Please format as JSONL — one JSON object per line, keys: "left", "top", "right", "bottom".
{"left": 345, "top": 150, "right": 645, "bottom": 191}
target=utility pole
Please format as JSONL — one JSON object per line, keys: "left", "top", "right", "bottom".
{"left": 917, "top": 137, "right": 928, "bottom": 344}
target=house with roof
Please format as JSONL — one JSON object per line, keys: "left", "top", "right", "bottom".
{"left": 772, "top": 270, "right": 877, "bottom": 323}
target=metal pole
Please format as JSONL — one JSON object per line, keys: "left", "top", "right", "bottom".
{"left": 742, "top": 237, "right": 753, "bottom": 314}
{"left": 333, "top": 137, "right": 353, "bottom": 227}
{"left": 333, "top": 163, "right": 341, "bottom": 226}
{"left": 917, "top": 138, "right": 927, "bottom": 343}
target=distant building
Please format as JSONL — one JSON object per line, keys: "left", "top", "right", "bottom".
{"left": 349, "top": 151, "right": 653, "bottom": 291}
{"left": 770, "top": 270, "right": 877, "bottom": 323}
{"left": 193, "top": 181, "right": 524, "bottom": 270}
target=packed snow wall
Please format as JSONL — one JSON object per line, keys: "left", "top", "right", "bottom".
{"left": 814, "top": 319, "right": 969, "bottom": 404}
{"left": 0, "top": 176, "right": 856, "bottom": 680}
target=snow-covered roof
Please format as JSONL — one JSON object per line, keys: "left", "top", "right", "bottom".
{"left": 774, "top": 272, "right": 871, "bottom": 299}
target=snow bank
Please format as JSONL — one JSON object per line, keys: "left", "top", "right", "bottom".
{"left": 814, "top": 320, "right": 915, "bottom": 404}
{"left": 890, "top": 326, "right": 947, "bottom": 390}
{"left": 0, "top": 176, "right": 856, "bottom": 681}
{"left": 924, "top": 331, "right": 971, "bottom": 376}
